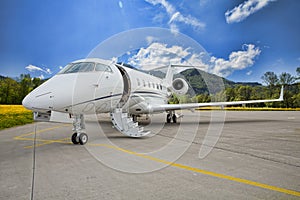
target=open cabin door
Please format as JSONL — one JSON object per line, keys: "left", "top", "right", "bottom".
{"left": 115, "top": 64, "right": 131, "bottom": 108}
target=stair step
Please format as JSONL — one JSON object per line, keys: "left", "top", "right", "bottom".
{"left": 110, "top": 109, "right": 151, "bottom": 138}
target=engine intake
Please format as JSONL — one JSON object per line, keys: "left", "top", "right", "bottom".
{"left": 171, "top": 78, "right": 189, "bottom": 95}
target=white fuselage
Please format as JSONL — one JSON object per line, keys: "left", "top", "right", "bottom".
{"left": 22, "top": 58, "right": 169, "bottom": 115}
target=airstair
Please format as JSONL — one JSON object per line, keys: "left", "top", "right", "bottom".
{"left": 110, "top": 108, "right": 150, "bottom": 137}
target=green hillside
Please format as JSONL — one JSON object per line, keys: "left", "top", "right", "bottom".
{"left": 150, "top": 67, "right": 261, "bottom": 94}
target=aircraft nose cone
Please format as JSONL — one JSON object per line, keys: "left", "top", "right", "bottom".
{"left": 22, "top": 94, "right": 33, "bottom": 110}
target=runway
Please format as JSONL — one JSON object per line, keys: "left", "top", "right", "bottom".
{"left": 0, "top": 111, "right": 299, "bottom": 199}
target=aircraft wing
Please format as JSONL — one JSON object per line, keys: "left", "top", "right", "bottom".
{"left": 150, "top": 86, "right": 284, "bottom": 112}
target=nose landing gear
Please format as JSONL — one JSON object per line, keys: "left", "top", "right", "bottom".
{"left": 71, "top": 132, "right": 88, "bottom": 145}
{"left": 71, "top": 114, "right": 88, "bottom": 145}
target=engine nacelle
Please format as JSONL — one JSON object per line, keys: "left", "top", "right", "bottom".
{"left": 171, "top": 78, "right": 189, "bottom": 95}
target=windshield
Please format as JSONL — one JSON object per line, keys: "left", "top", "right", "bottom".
{"left": 58, "top": 62, "right": 112, "bottom": 74}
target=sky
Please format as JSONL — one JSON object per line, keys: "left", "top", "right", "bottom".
{"left": 0, "top": 0, "right": 299, "bottom": 83}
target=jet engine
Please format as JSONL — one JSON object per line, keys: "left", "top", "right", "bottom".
{"left": 171, "top": 78, "right": 189, "bottom": 95}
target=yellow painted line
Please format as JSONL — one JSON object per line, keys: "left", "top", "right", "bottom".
{"left": 90, "top": 143, "right": 300, "bottom": 197}
{"left": 14, "top": 124, "right": 70, "bottom": 139}
{"left": 14, "top": 124, "right": 71, "bottom": 148}
{"left": 14, "top": 125, "right": 300, "bottom": 197}
{"left": 24, "top": 138, "right": 71, "bottom": 149}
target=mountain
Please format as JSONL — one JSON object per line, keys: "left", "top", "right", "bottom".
{"left": 149, "top": 68, "right": 261, "bottom": 95}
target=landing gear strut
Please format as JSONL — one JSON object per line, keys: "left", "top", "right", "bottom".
{"left": 71, "top": 114, "right": 88, "bottom": 145}
{"left": 166, "top": 111, "right": 177, "bottom": 123}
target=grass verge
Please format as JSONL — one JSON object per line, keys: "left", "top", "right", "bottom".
{"left": 197, "top": 107, "right": 300, "bottom": 111}
{"left": 0, "top": 105, "right": 33, "bottom": 130}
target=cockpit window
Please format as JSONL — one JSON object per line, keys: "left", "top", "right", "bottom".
{"left": 95, "top": 63, "right": 112, "bottom": 72}
{"left": 58, "top": 62, "right": 113, "bottom": 74}
{"left": 59, "top": 62, "right": 95, "bottom": 74}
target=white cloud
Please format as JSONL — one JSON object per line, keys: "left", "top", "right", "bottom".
{"left": 127, "top": 43, "right": 260, "bottom": 78}
{"left": 25, "top": 64, "right": 52, "bottom": 74}
{"left": 246, "top": 70, "right": 253, "bottom": 75}
{"left": 169, "top": 11, "right": 205, "bottom": 29}
{"left": 225, "top": 0, "right": 276, "bottom": 24}
{"left": 45, "top": 68, "right": 52, "bottom": 74}
{"left": 145, "top": 0, "right": 205, "bottom": 33}
{"left": 200, "top": 0, "right": 210, "bottom": 7}
{"left": 118, "top": 1, "right": 123, "bottom": 9}
{"left": 128, "top": 42, "right": 208, "bottom": 71}
{"left": 38, "top": 74, "right": 45, "bottom": 79}
{"left": 146, "top": 36, "right": 159, "bottom": 45}
{"left": 210, "top": 44, "right": 261, "bottom": 77}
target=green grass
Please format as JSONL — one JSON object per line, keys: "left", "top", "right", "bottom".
{"left": 197, "top": 106, "right": 300, "bottom": 111}
{"left": 0, "top": 105, "right": 33, "bottom": 130}
{"left": 0, "top": 105, "right": 298, "bottom": 130}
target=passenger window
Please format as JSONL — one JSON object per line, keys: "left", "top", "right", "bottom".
{"left": 152, "top": 83, "right": 155, "bottom": 88}
{"left": 95, "top": 63, "right": 112, "bottom": 72}
{"left": 148, "top": 82, "right": 151, "bottom": 88}
{"left": 143, "top": 80, "right": 146, "bottom": 87}
{"left": 137, "top": 78, "right": 140, "bottom": 86}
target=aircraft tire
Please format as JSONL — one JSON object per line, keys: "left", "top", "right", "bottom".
{"left": 71, "top": 133, "right": 79, "bottom": 144}
{"left": 172, "top": 114, "right": 177, "bottom": 123}
{"left": 166, "top": 114, "right": 171, "bottom": 123}
{"left": 79, "top": 133, "right": 88, "bottom": 145}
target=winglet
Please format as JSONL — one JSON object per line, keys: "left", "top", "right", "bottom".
{"left": 279, "top": 86, "right": 284, "bottom": 101}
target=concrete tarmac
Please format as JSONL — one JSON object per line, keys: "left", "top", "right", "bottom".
{"left": 0, "top": 111, "right": 299, "bottom": 199}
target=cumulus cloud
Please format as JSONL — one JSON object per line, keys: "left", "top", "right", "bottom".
{"left": 127, "top": 43, "right": 260, "bottom": 78}
{"left": 127, "top": 42, "right": 208, "bottom": 71}
{"left": 225, "top": 0, "right": 276, "bottom": 23}
{"left": 145, "top": 0, "right": 205, "bottom": 33}
{"left": 210, "top": 44, "right": 261, "bottom": 77}
{"left": 25, "top": 64, "right": 52, "bottom": 74}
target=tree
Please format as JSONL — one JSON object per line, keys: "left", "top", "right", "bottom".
{"left": 0, "top": 78, "right": 21, "bottom": 104}
{"left": 192, "top": 93, "right": 211, "bottom": 103}
{"left": 292, "top": 93, "right": 300, "bottom": 108}
{"left": 32, "top": 77, "right": 42, "bottom": 89}
{"left": 236, "top": 85, "right": 252, "bottom": 101}
{"left": 19, "top": 74, "right": 32, "bottom": 101}
{"left": 279, "top": 72, "right": 295, "bottom": 85}
{"left": 261, "top": 71, "right": 279, "bottom": 97}
{"left": 261, "top": 71, "right": 278, "bottom": 86}
{"left": 224, "top": 87, "right": 235, "bottom": 101}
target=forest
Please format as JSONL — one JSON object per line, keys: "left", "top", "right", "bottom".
{"left": 0, "top": 74, "right": 46, "bottom": 105}
{"left": 0, "top": 67, "right": 299, "bottom": 108}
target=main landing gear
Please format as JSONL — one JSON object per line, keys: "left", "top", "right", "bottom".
{"left": 166, "top": 111, "right": 177, "bottom": 123}
{"left": 71, "top": 114, "right": 88, "bottom": 145}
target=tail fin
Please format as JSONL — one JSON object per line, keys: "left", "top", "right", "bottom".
{"left": 162, "top": 64, "right": 173, "bottom": 88}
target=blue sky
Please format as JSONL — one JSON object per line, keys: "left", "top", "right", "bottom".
{"left": 0, "top": 0, "right": 299, "bottom": 83}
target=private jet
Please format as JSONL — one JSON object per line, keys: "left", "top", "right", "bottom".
{"left": 22, "top": 58, "right": 284, "bottom": 145}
